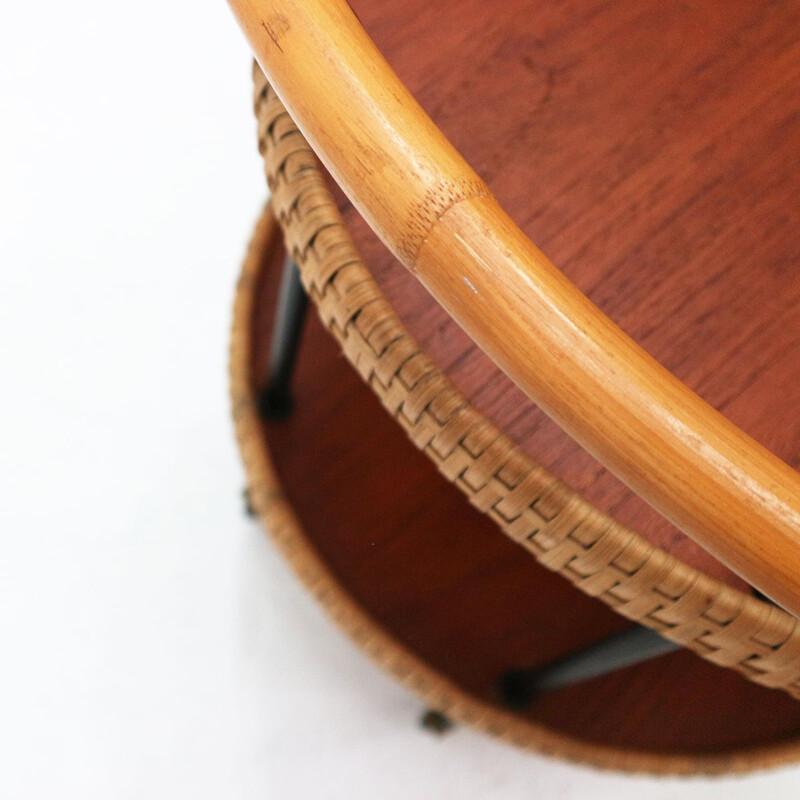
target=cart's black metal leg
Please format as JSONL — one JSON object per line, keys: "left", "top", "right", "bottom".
{"left": 420, "top": 709, "right": 454, "bottom": 735}
{"left": 258, "top": 256, "right": 309, "bottom": 420}
{"left": 498, "top": 625, "right": 680, "bottom": 710}
{"left": 242, "top": 487, "right": 257, "bottom": 518}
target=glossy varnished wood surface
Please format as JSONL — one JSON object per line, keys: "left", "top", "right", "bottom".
{"left": 249, "top": 236, "right": 800, "bottom": 758}
{"left": 318, "top": 0, "right": 800, "bottom": 588}
{"left": 228, "top": 0, "right": 800, "bottom": 608}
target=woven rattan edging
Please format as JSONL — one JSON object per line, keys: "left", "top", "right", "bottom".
{"left": 249, "top": 63, "right": 800, "bottom": 699}
{"left": 230, "top": 201, "right": 800, "bottom": 773}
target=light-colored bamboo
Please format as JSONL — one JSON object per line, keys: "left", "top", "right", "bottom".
{"left": 252, "top": 69, "right": 800, "bottom": 702}
{"left": 227, "top": 0, "right": 800, "bottom": 616}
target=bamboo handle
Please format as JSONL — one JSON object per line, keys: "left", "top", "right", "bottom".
{"left": 227, "top": 0, "right": 800, "bottom": 616}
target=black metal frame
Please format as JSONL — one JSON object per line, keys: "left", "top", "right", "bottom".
{"left": 499, "top": 625, "right": 679, "bottom": 709}
{"left": 258, "top": 256, "right": 309, "bottom": 420}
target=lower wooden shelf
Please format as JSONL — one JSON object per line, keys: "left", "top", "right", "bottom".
{"left": 229, "top": 203, "right": 800, "bottom": 775}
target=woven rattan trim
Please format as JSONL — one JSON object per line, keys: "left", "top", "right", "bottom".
{"left": 252, "top": 64, "right": 800, "bottom": 699}
{"left": 231, "top": 203, "right": 800, "bottom": 774}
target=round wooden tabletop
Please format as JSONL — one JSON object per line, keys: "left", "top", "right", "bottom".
{"left": 333, "top": 0, "right": 800, "bottom": 588}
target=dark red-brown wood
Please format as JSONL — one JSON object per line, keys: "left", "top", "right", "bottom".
{"left": 328, "top": 0, "right": 800, "bottom": 587}
{"left": 249, "top": 233, "right": 800, "bottom": 758}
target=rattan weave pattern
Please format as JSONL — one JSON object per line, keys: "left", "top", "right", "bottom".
{"left": 252, "top": 64, "right": 800, "bottom": 699}
{"left": 230, "top": 204, "right": 800, "bottom": 774}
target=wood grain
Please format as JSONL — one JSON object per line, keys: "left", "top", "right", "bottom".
{"left": 334, "top": 0, "right": 800, "bottom": 589}
{"left": 226, "top": 0, "right": 800, "bottom": 611}
{"left": 235, "top": 212, "right": 800, "bottom": 768}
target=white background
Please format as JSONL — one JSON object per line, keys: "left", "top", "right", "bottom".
{"left": 1, "top": 1, "right": 798, "bottom": 797}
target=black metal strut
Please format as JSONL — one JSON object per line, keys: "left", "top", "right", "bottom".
{"left": 258, "top": 256, "right": 309, "bottom": 420}
{"left": 499, "top": 625, "right": 680, "bottom": 710}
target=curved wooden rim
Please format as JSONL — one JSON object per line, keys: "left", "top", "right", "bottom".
{"left": 228, "top": 0, "right": 800, "bottom": 616}
{"left": 230, "top": 201, "right": 800, "bottom": 774}
{"left": 252, "top": 70, "right": 800, "bottom": 702}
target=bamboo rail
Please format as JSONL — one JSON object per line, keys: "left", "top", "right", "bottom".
{"left": 227, "top": 0, "right": 800, "bottom": 617}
